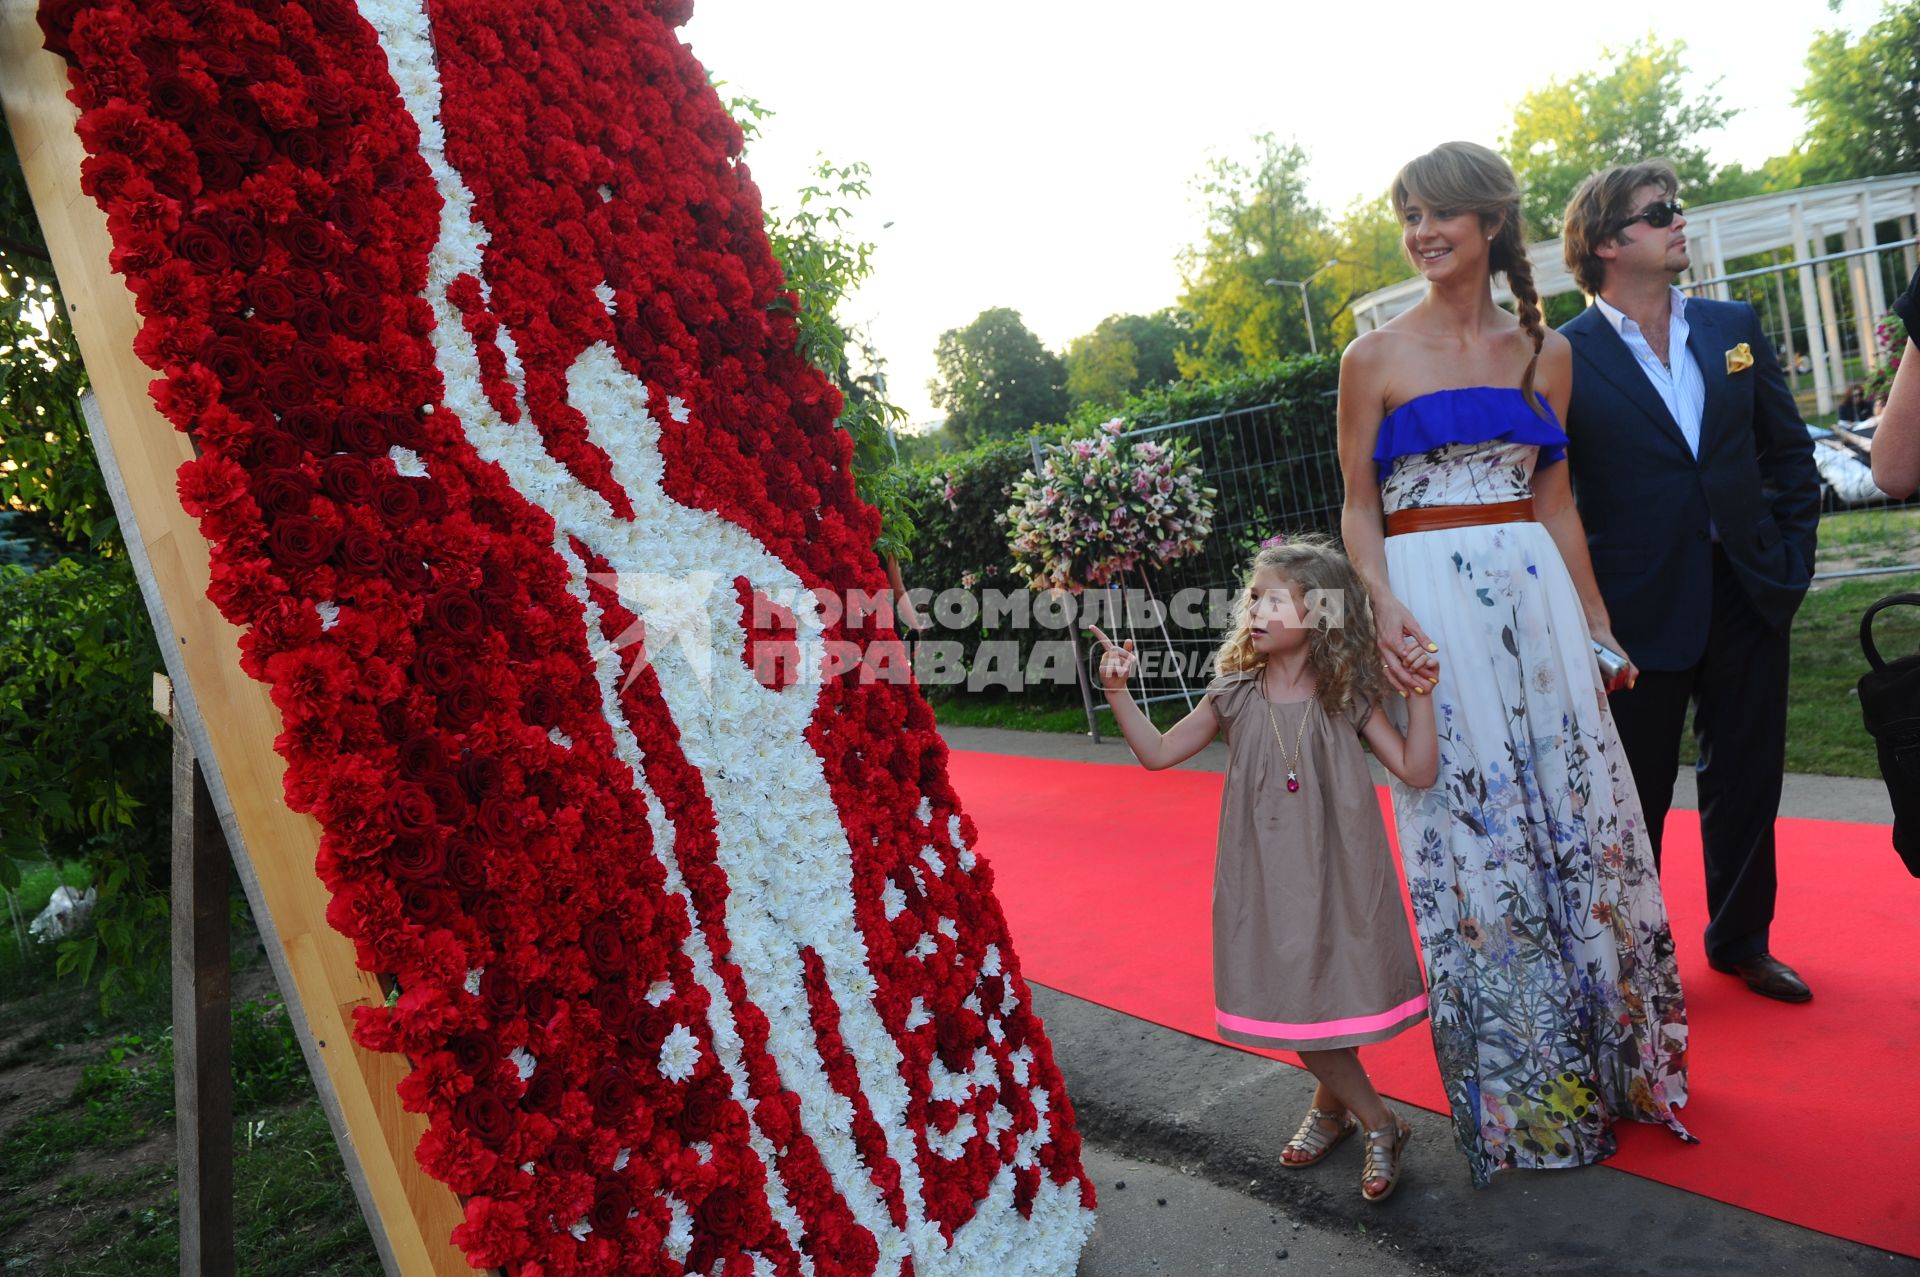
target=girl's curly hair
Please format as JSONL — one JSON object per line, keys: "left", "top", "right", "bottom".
{"left": 1213, "top": 534, "right": 1390, "bottom": 716}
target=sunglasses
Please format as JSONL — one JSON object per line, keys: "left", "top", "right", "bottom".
{"left": 1618, "top": 199, "right": 1685, "bottom": 231}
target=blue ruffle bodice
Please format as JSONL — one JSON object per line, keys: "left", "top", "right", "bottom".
{"left": 1373, "top": 386, "right": 1567, "bottom": 482}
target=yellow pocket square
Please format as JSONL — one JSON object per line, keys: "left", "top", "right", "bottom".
{"left": 1725, "top": 343, "right": 1754, "bottom": 374}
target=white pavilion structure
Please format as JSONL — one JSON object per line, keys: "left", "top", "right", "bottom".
{"left": 1349, "top": 173, "right": 1920, "bottom": 415}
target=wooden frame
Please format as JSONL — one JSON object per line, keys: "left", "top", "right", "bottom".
{"left": 1, "top": 6, "right": 476, "bottom": 1272}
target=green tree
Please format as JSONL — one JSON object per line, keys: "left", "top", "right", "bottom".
{"left": 728, "top": 91, "right": 919, "bottom": 561}
{"left": 1175, "top": 134, "right": 1336, "bottom": 379}
{"left": 928, "top": 307, "right": 1069, "bottom": 443}
{"left": 1501, "top": 35, "right": 1735, "bottom": 238}
{"left": 1796, "top": 0, "right": 1920, "bottom": 184}
{"left": 1, "top": 126, "right": 169, "bottom": 1005}
{"left": 1062, "top": 310, "right": 1186, "bottom": 412}
{"left": 1325, "top": 196, "right": 1415, "bottom": 346}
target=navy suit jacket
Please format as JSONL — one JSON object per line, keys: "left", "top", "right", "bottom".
{"left": 1558, "top": 297, "right": 1820, "bottom": 671}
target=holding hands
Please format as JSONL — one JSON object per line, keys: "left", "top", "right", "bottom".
{"left": 1372, "top": 594, "right": 1441, "bottom": 696}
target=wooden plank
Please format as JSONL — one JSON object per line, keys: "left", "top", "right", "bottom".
{"left": 0, "top": 7, "right": 477, "bottom": 1274}
{"left": 172, "top": 729, "right": 233, "bottom": 1277}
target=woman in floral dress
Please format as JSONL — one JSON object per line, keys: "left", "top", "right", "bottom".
{"left": 1336, "top": 142, "right": 1693, "bottom": 1186}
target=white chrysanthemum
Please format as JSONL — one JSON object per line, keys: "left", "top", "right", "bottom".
{"left": 388, "top": 445, "right": 428, "bottom": 477}
{"left": 920, "top": 847, "right": 946, "bottom": 878}
{"left": 509, "top": 1047, "right": 535, "bottom": 1081}
{"left": 643, "top": 980, "right": 672, "bottom": 1006}
{"left": 547, "top": 726, "right": 573, "bottom": 749}
{"left": 567, "top": 1217, "right": 591, "bottom": 1241}
{"left": 905, "top": 998, "right": 932, "bottom": 1031}
{"left": 613, "top": 1147, "right": 630, "bottom": 1172}
{"left": 462, "top": 967, "right": 483, "bottom": 997}
{"left": 315, "top": 601, "right": 341, "bottom": 631}
{"left": 661, "top": 1194, "right": 693, "bottom": 1262}
{"left": 658, "top": 1023, "right": 700, "bottom": 1083}
{"left": 915, "top": 797, "right": 934, "bottom": 824}
{"left": 882, "top": 880, "right": 907, "bottom": 921}
{"left": 981, "top": 946, "right": 1003, "bottom": 978}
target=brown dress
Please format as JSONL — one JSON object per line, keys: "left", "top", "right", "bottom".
{"left": 1206, "top": 670, "right": 1428, "bottom": 1051}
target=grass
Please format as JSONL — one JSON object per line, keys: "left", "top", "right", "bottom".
{"left": 0, "top": 915, "right": 377, "bottom": 1276}
{"left": 926, "top": 572, "right": 1920, "bottom": 780}
{"left": 1787, "top": 572, "right": 1920, "bottom": 776}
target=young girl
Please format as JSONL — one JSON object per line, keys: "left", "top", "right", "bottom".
{"left": 1088, "top": 535, "right": 1437, "bottom": 1202}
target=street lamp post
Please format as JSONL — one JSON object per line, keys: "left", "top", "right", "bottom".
{"left": 1265, "top": 258, "right": 1341, "bottom": 355}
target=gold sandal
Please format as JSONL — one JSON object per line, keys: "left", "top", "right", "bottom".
{"left": 1360, "top": 1117, "right": 1410, "bottom": 1201}
{"left": 1281, "top": 1106, "right": 1356, "bottom": 1168}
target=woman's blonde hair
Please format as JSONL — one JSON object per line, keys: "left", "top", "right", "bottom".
{"left": 1213, "top": 535, "right": 1389, "bottom": 716}
{"left": 1391, "top": 141, "right": 1547, "bottom": 416}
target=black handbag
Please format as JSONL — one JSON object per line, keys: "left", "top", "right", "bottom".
{"left": 1858, "top": 592, "right": 1920, "bottom": 875}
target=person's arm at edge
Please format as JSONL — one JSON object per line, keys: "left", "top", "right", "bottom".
{"left": 1870, "top": 339, "right": 1920, "bottom": 500}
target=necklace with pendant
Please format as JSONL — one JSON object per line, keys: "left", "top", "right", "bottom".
{"left": 1263, "top": 690, "right": 1313, "bottom": 794}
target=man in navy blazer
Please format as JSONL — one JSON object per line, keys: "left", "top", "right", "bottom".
{"left": 1558, "top": 161, "right": 1821, "bottom": 1003}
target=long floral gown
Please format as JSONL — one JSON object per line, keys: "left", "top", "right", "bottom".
{"left": 1375, "top": 386, "right": 1693, "bottom": 1186}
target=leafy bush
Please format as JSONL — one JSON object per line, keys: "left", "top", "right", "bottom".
{"left": 0, "top": 557, "right": 170, "bottom": 1005}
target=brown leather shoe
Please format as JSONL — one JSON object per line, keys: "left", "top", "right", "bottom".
{"left": 1707, "top": 953, "right": 1812, "bottom": 1003}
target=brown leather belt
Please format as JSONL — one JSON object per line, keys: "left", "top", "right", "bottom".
{"left": 1386, "top": 497, "right": 1537, "bottom": 537}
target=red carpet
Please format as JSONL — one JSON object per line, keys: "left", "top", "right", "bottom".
{"left": 950, "top": 749, "right": 1920, "bottom": 1256}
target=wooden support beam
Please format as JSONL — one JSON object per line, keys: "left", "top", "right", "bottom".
{"left": 171, "top": 722, "right": 234, "bottom": 1277}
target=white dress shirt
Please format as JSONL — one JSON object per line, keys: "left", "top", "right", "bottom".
{"left": 1594, "top": 286, "right": 1708, "bottom": 458}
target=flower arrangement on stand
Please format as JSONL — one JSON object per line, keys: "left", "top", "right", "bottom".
{"left": 1005, "top": 418, "right": 1215, "bottom": 594}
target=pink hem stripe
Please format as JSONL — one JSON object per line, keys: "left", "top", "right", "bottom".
{"left": 1215, "top": 992, "right": 1428, "bottom": 1041}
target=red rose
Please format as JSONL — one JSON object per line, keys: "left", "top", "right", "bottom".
{"left": 479, "top": 968, "right": 520, "bottom": 1018}
{"left": 448, "top": 1030, "right": 499, "bottom": 1073}
{"left": 473, "top": 796, "right": 518, "bottom": 844}
{"left": 282, "top": 266, "right": 324, "bottom": 299}
{"left": 332, "top": 292, "right": 380, "bottom": 340}
{"left": 319, "top": 455, "right": 374, "bottom": 505}
{"left": 546, "top": 1141, "right": 586, "bottom": 1174}
{"left": 385, "top": 836, "right": 447, "bottom": 883}
{"left": 337, "top": 527, "right": 385, "bottom": 575}
{"left": 400, "top": 881, "right": 450, "bottom": 925}
{"left": 425, "top": 776, "right": 468, "bottom": 822}
{"left": 172, "top": 221, "right": 231, "bottom": 273}
{"left": 591, "top": 983, "right": 637, "bottom": 1033}
{"left": 697, "top": 1186, "right": 743, "bottom": 1237}
{"left": 244, "top": 275, "right": 296, "bottom": 321}
{"left": 291, "top": 343, "right": 345, "bottom": 395}
{"left": 280, "top": 128, "right": 325, "bottom": 171}
{"left": 457, "top": 752, "right": 503, "bottom": 799}
{"left": 413, "top": 645, "right": 466, "bottom": 694}
{"left": 259, "top": 363, "right": 313, "bottom": 413}
{"left": 292, "top": 298, "right": 333, "bottom": 339}
{"left": 283, "top": 216, "right": 337, "bottom": 268}
{"left": 426, "top": 590, "right": 484, "bottom": 643}
{"left": 373, "top": 474, "right": 422, "bottom": 527}
{"left": 522, "top": 1071, "right": 564, "bottom": 1114}
{"left": 218, "top": 215, "right": 265, "bottom": 269}
{"left": 267, "top": 515, "right": 335, "bottom": 570}
{"left": 335, "top": 406, "right": 389, "bottom": 456}
{"left": 676, "top": 1080, "right": 726, "bottom": 1143}
{"left": 444, "top": 842, "right": 488, "bottom": 895}
{"left": 384, "top": 544, "right": 433, "bottom": 592}
{"left": 329, "top": 190, "right": 371, "bottom": 238}
{"left": 386, "top": 781, "right": 439, "bottom": 837}
{"left": 197, "top": 336, "right": 258, "bottom": 394}
{"left": 456, "top": 1088, "right": 513, "bottom": 1150}
{"left": 582, "top": 920, "right": 626, "bottom": 977}
{"left": 148, "top": 73, "right": 207, "bottom": 124}
{"left": 281, "top": 405, "right": 334, "bottom": 451}
{"left": 252, "top": 467, "right": 313, "bottom": 519}
{"left": 245, "top": 430, "right": 302, "bottom": 469}
{"left": 590, "top": 1181, "right": 632, "bottom": 1236}
{"left": 586, "top": 1065, "right": 636, "bottom": 1124}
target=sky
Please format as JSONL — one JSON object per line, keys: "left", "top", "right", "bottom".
{"left": 680, "top": 0, "right": 1887, "bottom": 427}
